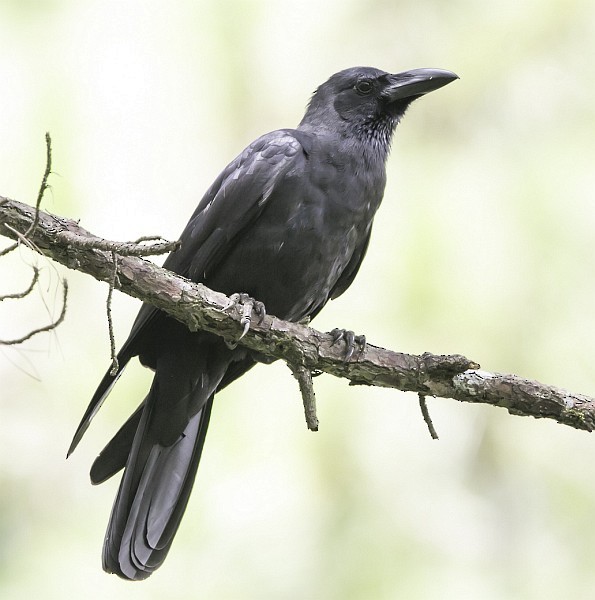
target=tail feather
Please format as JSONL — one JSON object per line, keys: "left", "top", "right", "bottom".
{"left": 67, "top": 348, "right": 133, "bottom": 457}
{"left": 90, "top": 404, "right": 144, "bottom": 485}
{"left": 76, "top": 331, "right": 246, "bottom": 580}
{"left": 89, "top": 354, "right": 256, "bottom": 486}
{"left": 145, "top": 404, "right": 212, "bottom": 549}
{"left": 104, "top": 396, "right": 214, "bottom": 580}
{"left": 101, "top": 342, "right": 227, "bottom": 580}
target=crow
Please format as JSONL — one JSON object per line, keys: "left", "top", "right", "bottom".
{"left": 68, "top": 65, "right": 458, "bottom": 580}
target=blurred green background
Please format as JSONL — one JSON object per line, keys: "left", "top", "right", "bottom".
{"left": 2, "top": 0, "right": 595, "bottom": 598}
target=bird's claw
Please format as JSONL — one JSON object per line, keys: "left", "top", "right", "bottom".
{"left": 329, "top": 328, "right": 366, "bottom": 361}
{"left": 225, "top": 293, "right": 266, "bottom": 348}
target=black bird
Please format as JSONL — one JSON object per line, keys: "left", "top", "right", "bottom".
{"left": 68, "top": 66, "right": 458, "bottom": 580}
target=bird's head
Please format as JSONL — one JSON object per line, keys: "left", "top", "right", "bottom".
{"left": 300, "top": 66, "right": 458, "bottom": 151}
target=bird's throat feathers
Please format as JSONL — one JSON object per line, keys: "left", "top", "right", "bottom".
{"left": 300, "top": 94, "right": 403, "bottom": 165}
{"left": 351, "top": 112, "right": 398, "bottom": 161}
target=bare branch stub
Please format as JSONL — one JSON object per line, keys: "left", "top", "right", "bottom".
{"left": 418, "top": 393, "right": 439, "bottom": 440}
{"left": 289, "top": 362, "right": 319, "bottom": 431}
{"left": 107, "top": 251, "right": 119, "bottom": 375}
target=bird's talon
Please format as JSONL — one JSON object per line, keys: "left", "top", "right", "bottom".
{"left": 225, "top": 292, "right": 266, "bottom": 343}
{"left": 328, "top": 328, "right": 366, "bottom": 360}
{"left": 224, "top": 292, "right": 244, "bottom": 311}
{"left": 239, "top": 317, "right": 251, "bottom": 340}
{"left": 254, "top": 301, "right": 266, "bottom": 323}
{"left": 329, "top": 327, "right": 344, "bottom": 346}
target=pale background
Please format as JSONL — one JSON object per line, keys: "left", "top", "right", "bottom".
{"left": 1, "top": 1, "right": 595, "bottom": 598}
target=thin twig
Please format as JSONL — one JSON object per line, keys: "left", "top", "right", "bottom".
{"left": 0, "top": 139, "right": 68, "bottom": 344}
{"left": 418, "top": 393, "right": 439, "bottom": 440}
{"left": 133, "top": 235, "right": 175, "bottom": 244}
{"left": 0, "top": 133, "right": 51, "bottom": 258}
{"left": 0, "top": 280, "right": 68, "bottom": 345}
{"left": 289, "top": 363, "right": 319, "bottom": 431}
{"left": 3, "top": 223, "right": 41, "bottom": 253}
{"left": 0, "top": 267, "right": 39, "bottom": 301}
{"left": 107, "top": 251, "right": 119, "bottom": 375}
{"left": 57, "top": 230, "right": 179, "bottom": 257}
{"left": 29, "top": 132, "right": 52, "bottom": 235}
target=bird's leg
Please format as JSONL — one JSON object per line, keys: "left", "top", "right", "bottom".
{"left": 329, "top": 328, "right": 366, "bottom": 361}
{"left": 224, "top": 293, "right": 266, "bottom": 348}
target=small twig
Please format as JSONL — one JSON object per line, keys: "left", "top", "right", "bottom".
{"left": 0, "top": 279, "right": 68, "bottom": 345}
{"left": 0, "top": 138, "right": 66, "bottom": 346}
{"left": 57, "top": 230, "right": 179, "bottom": 257}
{"left": 418, "top": 393, "right": 439, "bottom": 440}
{"left": 29, "top": 131, "right": 52, "bottom": 235}
{"left": 0, "top": 133, "right": 51, "bottom": 258}
{"left": 55, "top": 231, "right": 177, "bottom": 374}
{"left": 0, "top": 267, "right": 39, "bottom": 301}
{"left": 3, "top": 223, "right": 41, "bottom": 253}
{"left": 290, "top": 363, "right": 319, "bottom": 431}
{"left": 133, "top": 235, "right": 174, "bottom": 244}
{"left": 107, "top": 251, "right": 119, "bottom": 375}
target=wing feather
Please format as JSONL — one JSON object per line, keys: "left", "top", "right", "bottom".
{"left": 68, "top": 130, "right": 305, "bottom": 453}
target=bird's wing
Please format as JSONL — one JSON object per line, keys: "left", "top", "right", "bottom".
{"left": 126, "top": 129, "right": 307, "bottom": 343}
{"left": 166, "top": 131, "right": 306, "bottom": 276}
{"left": 68, "top": 130, "right": 306, "bottom": 456}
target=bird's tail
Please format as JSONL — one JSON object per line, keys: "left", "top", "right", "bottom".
{"left": 101, "top": 392, "right": 214, "bottom": 580}
{"left": 99, "top": 343, "right": 231, "bottom": 580}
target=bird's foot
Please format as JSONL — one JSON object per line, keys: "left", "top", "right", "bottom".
{"left": 225, "top": 293, "right": 266, "bottom": 348}
{"left": 329, "top": 328, "right": 366, "bottom": 361}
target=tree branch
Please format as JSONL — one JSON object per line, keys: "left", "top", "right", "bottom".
{"left": 1, "top": 194, "right": 594, "bottom": 433}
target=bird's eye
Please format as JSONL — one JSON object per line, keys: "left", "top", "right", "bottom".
{"left": 355, "top": 80, "right": 373, "bottom": 95}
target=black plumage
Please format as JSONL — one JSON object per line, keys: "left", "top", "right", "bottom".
{"left": 68, "top": 66, "right": 458, "bottom": 580}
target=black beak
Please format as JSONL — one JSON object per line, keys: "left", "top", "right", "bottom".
{"left": 383, "top": 68, "right": 459, "bottom": 102}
